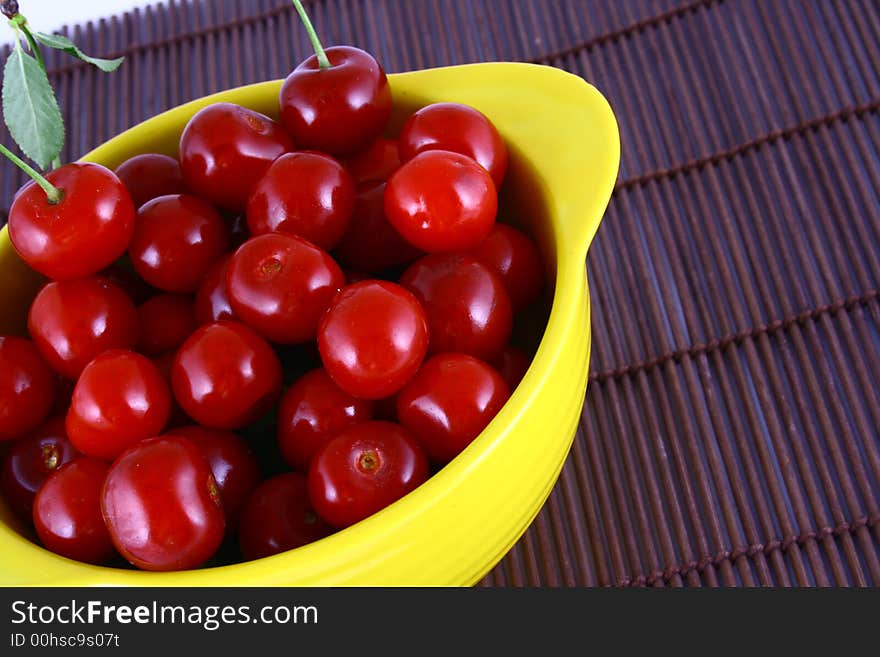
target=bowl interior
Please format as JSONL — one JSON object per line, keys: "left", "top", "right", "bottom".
{"left": 0, "top": 62, "right": 619, "bottom": 585}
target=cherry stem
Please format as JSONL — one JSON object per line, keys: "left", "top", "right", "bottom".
{"left": 13, "top": 17, "right": 46, "bottom": 72}
{"left": 0, "top": 143, "right": 63, "bottom": 204}
{"left": 291, "top": 0, "right": 331, "bottom": 69}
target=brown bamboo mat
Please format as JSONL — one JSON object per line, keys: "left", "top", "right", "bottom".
{"left": 2, "top": 0, "right": 879, "bottom": 587}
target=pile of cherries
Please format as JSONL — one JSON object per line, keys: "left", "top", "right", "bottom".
{"left": 0, "top": 42, "right": 544, "bottom": 571}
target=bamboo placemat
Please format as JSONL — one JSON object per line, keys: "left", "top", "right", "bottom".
{"left": 1, "top": 0, "right": 878, "bottom": 587}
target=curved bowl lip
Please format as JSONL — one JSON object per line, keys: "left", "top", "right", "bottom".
{"left": 0, "top": 61, "right": 620, "bottom": 586}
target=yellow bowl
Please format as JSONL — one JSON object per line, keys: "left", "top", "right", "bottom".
{"left": 0, "top": 62, "right": 619, "bottom": 586}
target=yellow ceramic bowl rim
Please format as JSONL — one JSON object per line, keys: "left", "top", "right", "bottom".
{"left": 0, "top": 62, "right": 620, "bottom": 586}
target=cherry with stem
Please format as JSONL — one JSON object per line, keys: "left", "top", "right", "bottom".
{"left": 5, "top": 155, "right": 136, "bottom": 280}
{"left": 280, "top": 0, "right": 392, "bottom": 155}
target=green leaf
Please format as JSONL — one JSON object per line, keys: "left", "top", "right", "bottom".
{"left": 2, "top": 45, "right": 64, "bottom": 170}
{"left": 34, "top": 32, "right": 124, "bottom": 72}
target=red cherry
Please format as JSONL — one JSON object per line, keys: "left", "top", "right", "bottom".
{"left": 307, "top": 421, "right": 429, "bottom": 529}
{"left": 66, "top": 350, "right": 172, "bottom": 461}
{"left": 102, "top": 435, "right": 225, "bottom": 571}
{"left": 172, "top": 321, "right": 282, "bottom": 430}
{"left": 239, "top": 472, "right": 333, "bottom": 560}
{"left": 28, "top": 276, "right": 140, "bottom": 380}
{"left": 397, "top": 353, "right": 509, "bottom": 464}
{"left": 0, "top": 336, "right": 55, "bottom": 441}
{"left": 194, "top": 254, "right": 235, "bottom": 325}
{"left": 400, "top": 254, "right": 512, "bottom": 361}
{"left": 137, "top": 294, "right": 196, "bottom": 356}
{"left": 333, "top": 182, "right": 423, "bottom": 274}
{"left": 318, "top": 280, "right": 428, "bottom": 400}
{"left": 246, "top": 152, "right": 355, "bottom": 251}
{"left": 343, "top": 137, "right": 401, "bottom": 184}
{"left": 129, "top": 194, "right": 229, "bottom": 293}
{"left": 8, "top": 163, "right": 136, "bottom": 280}
{"left": 469, "top": 224, "right": 544, "bottom": 311}
{"left": 384, "top": 150, "right": 497, "bottom": 253}
{"left": 226, "top": 233, "right": 344, "bottom": 344}
{"left": 179, "top": 102, "right": 293, "bottom": 212}
{"left": 164, "top": 425, "right": 261, "bottom": 533}
{"left": 399, "top": 102, "right": 508, "bottom": 187}
{"left": 492, "top": 346, "right": 531, "bottom": 390}
{"left": 33, "top": 457, "right": 115, "bottom": 564}
{"left": 277, "top": 368, "right": 374, "bottom": 471}
{"left": 279, "top": 46, "right": 392, "bottom": 155}
{"left": 0, "top": 418, "right": 79, "bottom": 520}
{"left": 114, "top": 153, "right": 186, "bottom": 208}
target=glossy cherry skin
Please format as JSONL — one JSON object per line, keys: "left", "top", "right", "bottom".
{"left": 0, "top": 336, "right": 55, "bottom": 441}
{"left": 277, "top": 368, "right": 374, "bottom": 471}
{"left": 115, "top": 153, "right": 187, "bottom": 208}
{"left": 333, "top": 182, "right": 423, "bottom": 274}
{"left": 33, "top": 457, "right": 115, "bottom": 564}
{"left": 492, "top": 346, "right": 531, "bottom": 390}
{"left": 8, "top": 163, "right": 136, "bottom": 280}
{"left": 307, "top": 421, "right": 429, "bottom": 529}
{"left": 397, "top": 353, "right": 509, "bottom": 464}
{"left": 239, "top": 472, "right": 333, "bottom": 560}
{"left": 165, "top": 425, "right": 261, "bottom": 533}
{"left": 318, "top": 281, "right": 429, "bottom": 400}
{"left": 279, "top": 46, "right": 392, "bottom": 156}
{"left": 28, "top": 277, "right": 140, "bottom": 380}
{"left": 246, "top": 152, "right": 355, "bottom": 251}
{"left": 66, "top": 350, "right": 172, "bottom": 461}
{"left": 179, "top": 102, "right": 293, "bottom": 212}
{"left": 129, "top": 194, "right": 229, "bottom": 293}
{"left": 102, "top": 435, "right": 225, "bottom": 571}
{"left": 384, "top": 150, "right": 497, "bottom": 253}
{"left": 0, "top": 418, "right": 79, "bottom": 520}
{"left": 226, "top": 233, "right": 345, "bottom": 344}
{"left": 400, "top": 254, "right": 512, "bottom": 361}
{"left": 343, "top": 137, "right": 401, "bottom": 184}
{"left": 399, "top": 102, "right": 508, "bottom": 187}
{"left": 172, "top": 320, "right": 282, "bottom": 430}
{"left": 194, "top": 255, "right": 235, "bottom": 325}
{"left": 469, "top": 224, "right": 544, "bottom": 311}
{"left": 137, "top": 294, "right": 196, "bottom": 356}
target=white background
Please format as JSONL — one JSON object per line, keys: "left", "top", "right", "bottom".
{"left": 6, "top": 1, "right": 156, "bottom": 39}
